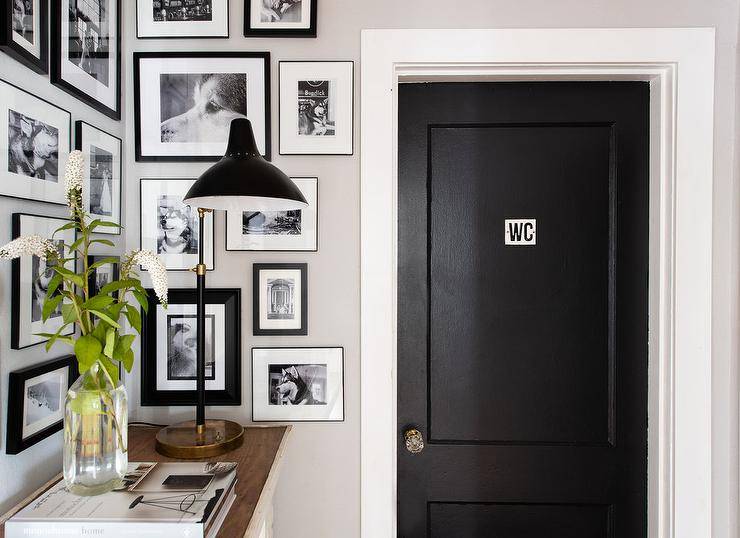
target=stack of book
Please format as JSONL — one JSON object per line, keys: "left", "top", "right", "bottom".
{"left": 5, "top": 461, "right": 238, "bottom": 538}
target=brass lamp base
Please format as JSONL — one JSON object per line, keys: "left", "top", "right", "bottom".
{"left": 155, "top": 420, "right": 244, "bottom": 459}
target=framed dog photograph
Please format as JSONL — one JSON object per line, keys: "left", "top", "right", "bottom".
{"left": 0, "top": 0, "right": 48, "bottom": 73}
{"left": 75, "top": 121, "right": 122, "bottom": 234}
{"left": 244, "top": 0, "right": 316, "bottom": 38}
{"left": 252, "top": 347, "right": 344, "bottom": 422}
{"left": 279, "top": 61, "right": 354, "bottom": 155}
{"left": 141, "top": 288, "right": 241, "bottom": 406}
{"left": 12, "top": 214, "right": 76, "bottom": 350}
{"left": 6, "top": 355, "right": 78, "bottom": 454}
{"left": 137, "top": 0, "right": 229, "bottom": 38}
{"left": 226, "top": 177, "right": 317, "bottom": 251}
{"left": 0, "top": 79, "right": 71, "bottom": 205}
{"left": 87, "top": 255, "right": 120, "bottom": 297}
{"left": 51, "top": 0, "right": 121, "bottom": 120}
{"left": 140, "top": 178, "right": 215, "bottom": 271}
{"left": 253, "top": 263, "right": 307, "bottom": 336}
{"left": 134, "top": 51, "right": 271, "bottom": 161}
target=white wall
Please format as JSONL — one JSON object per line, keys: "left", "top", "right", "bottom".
{"left": 1, "top": 2, "right": 738, "bottom": 538}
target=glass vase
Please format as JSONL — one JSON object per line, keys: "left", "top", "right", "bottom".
{"left": 63, "top": 361, "right": 128, "bottom": 496}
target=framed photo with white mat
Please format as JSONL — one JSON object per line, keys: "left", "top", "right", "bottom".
{"left": 136, "top": 0, "right": 229, "bottom": 38}
{"left": 252, "top": 263, "right": 307, "bottom": 336}
{"left": 244, "top": 0, "right": 316, "bottom": 38}
{"left": 0, "top": 0, "right": 48, "bottom": 73}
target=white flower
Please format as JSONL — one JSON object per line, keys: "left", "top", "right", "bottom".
{"left": 131, "top": 250, "right": 168, "bottom": 306}
{"left": 0, "top": 235, "right": 58, "bottom": 260}
{"left": 64, "top": 150, "right": 84, "bottom": 212}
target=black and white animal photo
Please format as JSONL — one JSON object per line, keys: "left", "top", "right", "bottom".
{"left": 12, "top": 0, "right": 34, "bottom": 44}
{"left": 159, "top": 73, "right": 247, "bottom": 143}
{"left": 157, "top": 195, "right": 198, "bottom": 255}
{"left": 298, "top": 80, "right": 335, "bottom": 136}
{"left": 266, "top": 278, "right": 296, "bottom": 320}
{"left": 8, "top": 110, "right": 60, "bottom": 182}
{"left": 154, "top": 0, "right": 213, "bottom": 21}
{"left": 30, "top": 241, "right": 64, "bottom": 323}
{"left": 89, "top": 144, "right": 113, "bottom": 216}
{"left": 25, "top": 378, "right": 61, "bottom": 426}
{"left": 242, "top": 210, "right": 301, "bottom": 236}
{"left": 260, "top": 0, "right": 302, "bottom": 22}
{"left": 269, "top": 364, "right": 326, "bottom": 405}
{"left": 167, "top": 315, "right": 215, "bottom": 380}
{"left": 67, "top": 0, "right": 111, "bottom": 85}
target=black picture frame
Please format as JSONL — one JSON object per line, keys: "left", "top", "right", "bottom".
{"left": 141, "top": 288, "right": 241, "bottom": 406}
{"left": 244, "top": 0, "right": 317, "bottom": 38}
{"left": 0, "top": 0, "right": 48, "bottom": 74}
{"left": 133, "top": 51, "right": 271, "bottom": 162}
{"left": 6, "top": 355, "right": 78, "bottom": 454}
{"left": 75, "top": 121, "right": 123, "bottom": 234}
{"left": 87, "top": 255, "right": 120, "bottom": 297}
{"left": 50, "top": 0, "right": 122, "bottom": 120}
{"left": 136, "top": 0, "right": 230, "bottom": 39}
{"left": 253, "top": 263, "right": 308, "bottom": 336}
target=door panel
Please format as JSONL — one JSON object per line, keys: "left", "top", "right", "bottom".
{"left": 398, "top": 82, "right": 648, "bottom": 537}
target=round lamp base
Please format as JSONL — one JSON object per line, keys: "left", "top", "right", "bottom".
{"left": 155, "top": 420, "right": 244, "bottom": 459}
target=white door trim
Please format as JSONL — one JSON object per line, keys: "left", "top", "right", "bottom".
{"left": 360, "top": 28, "right": 715, "bottom": 538}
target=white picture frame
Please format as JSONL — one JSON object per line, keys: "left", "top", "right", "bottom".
{"left": 137, "top": 0, "right": 229, "bottom": 38}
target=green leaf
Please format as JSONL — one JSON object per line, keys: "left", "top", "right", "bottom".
{"left": 52, "top": 266, "right": 84, "bottom": 287}
{"left": 88, "top": 310, "right": 121, "bottom": 328}
{"left": 122, "top": 349, "right": 135, "bottom": 373}
{"left": 125, "top": 305, "right": 142, "bottom": 334}
{"left": 100, "top": 279, "right": 139, "bottom": 296}
{"left": 107, "top": 302, "right": 126, "bottom": 321}
{"left": 46, "top": 273, "right": 63, "bottom": 298}
{"left": 112, "top": 334, "right": 135, "bottom": 361}
{"left": 83, "top": 295, "right": 115, "bottom": 310}
{"left": 42, "top": 294, "right": 63, "bottom": 322}
{"left": 61, "top": 303, "right": 77, "bottom": 324}
{"left": 93, "top": 220, "right": 122, "bottom": 229}
{"left": 92, "top": 322, "right": 107, "bottom": 342}
{"left": 88, "top": 257, "right": 119, "bottom": 271}
{"left": 99, "top": 355, "right": 119, "bottom": 383}
{"left": 68, "top": 236, "right": 85, "bottom": 252}
{"left": 103, "top": 328, "right": 115, "bottom": 358}
{"left": 74, "top": 335, "right": 102, "bottom": 373}
{"left": 89, "top": 239, "right": 115, "bottom": 247}
{"left": 132, "top": 290, "right": 149, "bottom": 313}
{"left": 54, "top": 222, "right": 77, "bottom": 233}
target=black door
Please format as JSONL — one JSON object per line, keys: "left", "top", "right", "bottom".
{"left": 397, "top": 82, "right": 648, "bottom": 538}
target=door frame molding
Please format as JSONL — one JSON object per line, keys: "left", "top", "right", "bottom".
{"left": 360, "top": 28, "right": 715, "bottom": 537}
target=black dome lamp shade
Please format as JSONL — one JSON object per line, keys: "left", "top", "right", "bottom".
{"left": 184, "top": 118, "right": 308, "bottom": 211}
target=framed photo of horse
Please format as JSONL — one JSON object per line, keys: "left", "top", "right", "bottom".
{"left": 244, "top": 0, "right": 317, "bottom": 38}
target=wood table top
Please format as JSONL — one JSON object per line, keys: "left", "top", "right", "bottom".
{"left": 0, "top": 425, "right": 291, "bottom": 538}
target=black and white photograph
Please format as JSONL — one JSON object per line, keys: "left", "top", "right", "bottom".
{"left": 12, "top": 214, "right": 76, "bottom": 350}
{"left": 280, "top": 61, "right": 353, "bottom": 155}
{"left": 167, "top": 314, "right": 216, "bottom": 380}
{"left": 51, "top": 0, "right": 121, "bottom": 119}
{"left": 1, "top": 0, "right": 47, "bottom": 73}
{"left": 141, "top": 288, "right": 241, "bottom": 406}
{"left": 245, "top": 0, "right": 316, "bottom": 37}
{"left": 87, "top": 255, "right": 120, "bottom": 297}
{"left": 226, "top": 177, "right": 317, "bottom": 251}
{"left": 140, "top": 178, "right": 214, "bottom": 271}
{"left": 253, "top": 263, "right": 307, "bottom": 335}
{"left": 8, "top": 110, "right": 59, "bottom": 182}
{"left": 135, "top": 52, "right": 270, "bottom": 161}
{"left": 252, "top": 348, "right": 344, "bottom": 422}
{"left": 6, "top": 356, "right": 77, "bottom": 454}
{"left": 137, "top": 0, "right": 229, "bottom": 38}
{"left": 76, "top": 121, "right": 122, "bottom": 232}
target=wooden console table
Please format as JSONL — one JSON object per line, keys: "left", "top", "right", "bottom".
{"left": 0, "top": 425, "right": 291, "bottom": 538}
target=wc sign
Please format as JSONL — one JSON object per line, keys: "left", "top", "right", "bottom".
{"left": 505, "top": 219, "right": 537, "bottom": 246}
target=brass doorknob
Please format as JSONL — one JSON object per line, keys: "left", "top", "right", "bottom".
{"left": 404, "top": 428, "right": 425, "bottom": 454}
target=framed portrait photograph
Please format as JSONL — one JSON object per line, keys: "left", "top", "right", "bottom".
{"left": 51, "top": 0, "right": 121, "bottom": 120}
{"left": 252, "top": 347, "right": 344, "bottom": 422}
{"left": 6, "top": 356, "right": 78, "bottom": 454}
{"left": 244, "top": 0, "right": 316, "bottom": 38}
{"left": 141, "top": 288, "right": 241, "bottom": 406}
{"left": 137, "top": 0, "right": 229, "bottom": 38}
{"left": 75, "top": 121, "right": 122, "bottom": 233}
{"left": 134, "top": 51, "right": 271, "bottom": 161}
{"left": 253, "top": 263, "right": 307, "bottom": 336}
{"left": 226, "top": 177, "right": 317, "bottom": 251}
{"left": 0, "top": 0, "right": 48, "bottom": 73}
{"left": 12, "top": 213, "right": 76, "bottom": 350}
{"left": 140, "top": 178, "right": 214, "bottom": 271}
{"left": 0, "top": 79, "right": 71, "bottom": 205}
{"left": 279, "top": 61, "right": 353, "bottom": 155}
{"left": 87, "top": 255, "right": 119, "bottom": 296}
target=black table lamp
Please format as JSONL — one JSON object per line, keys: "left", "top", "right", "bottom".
{"left": 154, "top": 118, "right": 307, "bottom": 459}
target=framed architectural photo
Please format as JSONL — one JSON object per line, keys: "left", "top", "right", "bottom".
{"left": 87, "top": 255, "right": 119, "bottom": 297}
{"left": 226, "top": 177, "right": 317, "bottom": 251}
{"left": 0, "top": 79, "right": 71, "bottom": 205}
{"left": 51, "top": 0, "right": 121, "bottom": 120}
{"left": 12, "top": 214, "right": 76, "bottom": 350}
{"left": 140, "top": 178, "right": 214, "bottom": 271}
{"left": 6, "top": 356, "right": 77, "bottom": 454}
{"left": 75, "top": 121, "right": 122, "bottom": 234}
{"left": 279, "top": 61, "right": 353, "bottom": 155}
{"left": 137, "top": 0, "right": 229, "bottom": 38}
{"left": 134, "top": 51, "right": 271, "bottom": 161}
{"left": 252, "top": 347, "right": 344, "bottom": 422}
{"left": 141, "top": 288, "right": 241, "bottom": 406}
{"left": 253, "top": 263, "right": 307, "bottom": 336}
{"left": 0, "top": 0, "right": 48, "bottom": 73}
{"left": 244, "top": 0, "right": 316, "bottom": 38}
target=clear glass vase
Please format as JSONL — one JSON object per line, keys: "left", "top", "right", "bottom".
{"left": 63, "top": 361, "right": 128, "bottom": 496}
